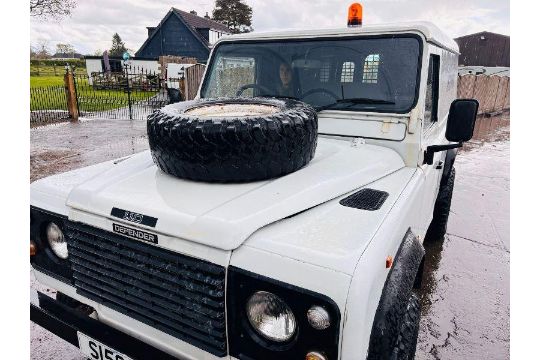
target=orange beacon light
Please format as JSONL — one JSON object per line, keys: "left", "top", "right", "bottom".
{"left": 347, "top": 3, "right": 363, "bottom": 27}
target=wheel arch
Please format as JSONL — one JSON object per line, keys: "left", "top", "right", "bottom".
{"left": 365, "top": 228, "right": 425, "bottom": 360}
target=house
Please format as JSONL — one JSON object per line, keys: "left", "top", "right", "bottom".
{"left": 135, "top": 8, "right": 231, "bottom": 63}
{"left": 454, "top": 31, "right": 510, "bottom": 67}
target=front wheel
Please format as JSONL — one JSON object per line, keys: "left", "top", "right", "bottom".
{"left": 392, "top": 293, "right": 421, "bottom": 360}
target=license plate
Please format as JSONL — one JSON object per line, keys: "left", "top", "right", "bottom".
{"left": 77, "top": 332, "right": 133, "bottom": 360}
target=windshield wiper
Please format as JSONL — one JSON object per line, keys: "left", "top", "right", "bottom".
{"left": 260, "top": 95, "right": 299, "bottom": 100}
{"left": 316, "top": 97, "right": 395, "bottom": 111}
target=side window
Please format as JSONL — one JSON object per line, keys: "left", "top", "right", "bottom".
{"left": 340, "top": 61, "right": 355, "bottom": 83}
{"left": 424, "top": 54, "right": 440, "bottom": 129}
{"left": 362, "top": 54, "right": 380, "bottom": 84}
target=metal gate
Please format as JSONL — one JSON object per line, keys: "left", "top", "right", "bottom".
{"left": 30, "top": 85, "right": 70, "bottom": 126}
{"left": 74, "top": 65, "right": 169, "bottom": 120}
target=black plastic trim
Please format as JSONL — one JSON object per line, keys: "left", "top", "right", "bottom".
{"left": 366, "top": 229, "right": 425, "bottom": 360}
{"left": 30, "top": 206, "right": 73, "bottom": 284}
{"left": 227, "top": 266, "right": 341, "bottom": 360}
{"left": 201, "top": 34, "right": 424, "bottom": 115}
{"left": 31, "top": 291, "right": 179, "bottom": 360}
{"left": 66, "top": 221, "right": 227, "bottom": 357}
{"left": 442, "top": 148, "right": 458, "bottom": 184}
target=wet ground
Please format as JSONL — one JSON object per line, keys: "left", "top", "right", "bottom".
{"left": 30, "top": 118, "right": 148, "bottom": 182}
{"left": 30, "top": 113, "right": 510, "bottom": 359}
{"left": 416, "top": 113, "right": 510, "bottom": 360}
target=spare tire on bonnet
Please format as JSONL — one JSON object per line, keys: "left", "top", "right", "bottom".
{"left": 147, "top": 97, "right": 318, "bottom": 182}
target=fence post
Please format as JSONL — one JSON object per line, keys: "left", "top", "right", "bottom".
{"left": 124, "top": 63, "right": 133, "bottom": 120}
{"left": 64, "top": 68, "right": 79, "bottom": 121}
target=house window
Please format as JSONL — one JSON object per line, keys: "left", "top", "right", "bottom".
{"left": 362, "top": 54, "right": 380, "bottom": 83}
{"left": 319, "top": 62, "right": 330, "bottom": 83}
{"left": 340, "top": 61, "right": 355, "bottom": 82}
{"left": 424, "top": 54, "right": 440, "bottom": 129}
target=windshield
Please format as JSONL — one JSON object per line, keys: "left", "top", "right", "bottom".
{"left": 200, "top": 35, "right": 422, "bottom": 113}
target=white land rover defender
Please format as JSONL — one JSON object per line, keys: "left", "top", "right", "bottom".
{"left": 30, "top": 18, "right": 478, "bottom": 360}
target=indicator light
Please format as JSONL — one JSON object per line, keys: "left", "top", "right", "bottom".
{"left": 307, "top": 305, "right": 331, "bottom": 330}
{"left": 306, "top": 351, "right": 327, "bottom": 360}
{"left": 386, "top": 255, "right": 393, "bottom": 269}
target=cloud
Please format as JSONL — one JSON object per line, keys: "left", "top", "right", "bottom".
{"left": 30, "top": 0, "right": 509, "bottom": 55}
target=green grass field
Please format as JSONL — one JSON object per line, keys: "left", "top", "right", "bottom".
{"left": 30, "top": 75, "right": 158, "bottom": 112}
{"left": 30, "top": 76, "right": 64, "bottom": 88}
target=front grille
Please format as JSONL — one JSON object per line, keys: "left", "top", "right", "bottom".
{"left": 65, "top": 221, "right": 227, "bottom": 357}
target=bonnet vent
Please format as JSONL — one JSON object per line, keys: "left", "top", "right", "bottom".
{"left": 339, "top": 188, "right": 389, "bottom": 211}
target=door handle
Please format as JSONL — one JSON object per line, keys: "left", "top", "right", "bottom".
{"left": 435, "top": 160, "right": 443, "bottom": 170}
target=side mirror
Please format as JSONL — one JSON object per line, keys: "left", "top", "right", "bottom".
{"left": 446, "top": 99, "right": 479, "bottom": 142}
{"left": 424, "top": 98, "right": 479, "bottom": 165}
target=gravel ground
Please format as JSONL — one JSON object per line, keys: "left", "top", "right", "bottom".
{"left": 30, "top": 114, "right": 510, "bottom": 359}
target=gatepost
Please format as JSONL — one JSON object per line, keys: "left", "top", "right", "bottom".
{"left": 64, "top": 67, "right": 79, "bottom": 121}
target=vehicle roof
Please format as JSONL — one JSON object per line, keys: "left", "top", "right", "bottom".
{"left": 218, "top": 21, "right": 459, "bottom": 54}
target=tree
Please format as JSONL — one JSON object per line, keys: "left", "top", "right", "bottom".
{"left": 31, "top": 40, "right": 52, "bottom": 59}
{"left": 56, "top": 43, "right": 75, "bottom": 56}
{"left": 212, "top": 0, "right": 253, "bottom": 34}
{"left": 30, "top": 0, "right": 77, "bottom": 20}
{"left": 109, "top": 33, "right": 129, "bottom": 57}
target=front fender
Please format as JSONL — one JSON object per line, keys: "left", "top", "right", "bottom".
{"left": 340, "top": 169, "right": 426, "bottom": 360}
{"left": 366, "top": 230, "right": 425, "bottom": 360}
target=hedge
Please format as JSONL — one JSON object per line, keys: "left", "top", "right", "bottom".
{"left": 30, "top": 59, "right": 86, "bottom": 67}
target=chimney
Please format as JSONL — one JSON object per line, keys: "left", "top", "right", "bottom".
{"left": 190, "top": 10, "right": 197, "bottom": 15}
{"left": 204, "top": 12, "right": 210, "bottom": 19}
{"left": 147, "top": 27, "right": 156, "bottom": 37}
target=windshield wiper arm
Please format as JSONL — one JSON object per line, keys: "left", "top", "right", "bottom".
{"left": 259, "top": 94, "right": 299, "bottom": 100}
{"left": 317, "top": 97, "right": 395, "bottom": 111}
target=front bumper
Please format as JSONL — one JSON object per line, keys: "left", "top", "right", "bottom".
{"left": 30, "top": 290, "right": 178, "bottom": 360}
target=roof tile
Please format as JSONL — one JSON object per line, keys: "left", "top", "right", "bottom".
{"left": 172, "top": 8, "right": 231, "bottom": 34}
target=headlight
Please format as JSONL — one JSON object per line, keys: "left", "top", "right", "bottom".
{"left": 246, "top": 291, "right": 297, "bottom": 342}
{"left": 46, "top": 222, "right": 68, "bottom": 259}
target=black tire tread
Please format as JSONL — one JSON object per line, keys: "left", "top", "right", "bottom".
{"left": 425, "top": 167, "right": 456, "bottom": 241}
{"left": 147, "top": 97, "right": 317, "bottom": 182}
{"left": 392, "top": 293, "right": 421, "bottom": 360}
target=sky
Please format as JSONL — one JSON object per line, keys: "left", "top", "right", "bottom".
{"left": 30, "top": 0, "right": 510, "bottom": 55}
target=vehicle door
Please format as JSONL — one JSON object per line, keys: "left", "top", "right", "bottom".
{"left": 420, "top": 54, "right": 445, "bottom": 232}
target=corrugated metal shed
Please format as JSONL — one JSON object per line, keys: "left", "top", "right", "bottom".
{"left": 454, "top": 31, "right": 510, "bottom": 67}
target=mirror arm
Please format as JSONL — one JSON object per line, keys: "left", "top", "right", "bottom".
{"left": 423, "top": 142, "right": 463, "bottom": 165}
